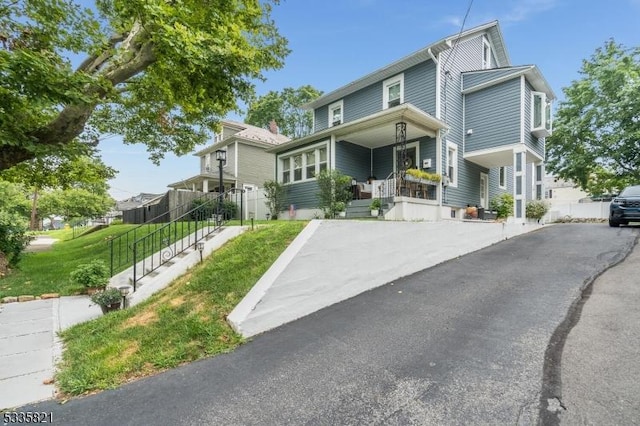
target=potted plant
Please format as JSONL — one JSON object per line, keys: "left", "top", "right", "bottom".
{"left": 90, "top": 287, "right": 122, "bottom": 314}
{"left": 70, "top": 260, "right": 110, "bottom": 294}
{"left": 370, "top": 198, "right": 382, "bottom": 217}
{"left": 335, "top": 201, "right": 346, "bottom": 218}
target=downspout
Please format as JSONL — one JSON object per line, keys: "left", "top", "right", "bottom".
{"left": 428, "top": 47, "right": 444, "bottom": 213}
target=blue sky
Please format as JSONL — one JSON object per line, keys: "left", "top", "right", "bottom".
{"left": 102, "top": 0, "right": 640, "bottom": 200}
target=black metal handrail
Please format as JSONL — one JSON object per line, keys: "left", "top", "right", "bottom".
{"left": 128, "top": 188, "right": 246, "bottom": 290}
{"left": 108, "top": 191, "right": 226, "bottom": 277}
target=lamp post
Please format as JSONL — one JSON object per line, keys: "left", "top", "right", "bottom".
{"left": 215, "top": 149, "right": 226, "bottom": 225}
{"left": 197, "top": 241, "right": 205, "bottom": 263}
{"left": 118, "top": 285, "right": 131, "bottom": 309}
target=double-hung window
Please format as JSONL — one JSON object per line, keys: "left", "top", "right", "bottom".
{"left": 531, "top": 91, "right": 552, "bottom": 137}
{"left": 383, "top": 74, "right": 404, "bottom": 109}
{"left": 328, "top": 100, "right": 343, "bottom": 127}
{"left": 279, "top": 143, "right": 328, "bottom": 184}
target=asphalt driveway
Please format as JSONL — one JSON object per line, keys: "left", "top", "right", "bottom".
{"left": 22, "top": 224, "right": 638, "bottom": 425}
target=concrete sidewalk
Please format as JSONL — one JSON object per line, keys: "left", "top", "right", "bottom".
{"left": 0, "top": 227, "right": 245, "bottom": 410}
{"left": 0, "top": 297, "right": 101, "bottom": 409}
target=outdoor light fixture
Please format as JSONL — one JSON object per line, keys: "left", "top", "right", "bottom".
{"left": 215, "top": 149, "right": 226, "bottom": 225}
{"left": 249, "top": 212, "right": 255, "bottom": 230}
{"left": 118, "top": 286, "right": 131, "bottom": 309}
{"left": 197, "top": 241, "right": 205, "bottom": 263}
{"left": 266, "top": 212, "right": 271, "bottom": 221}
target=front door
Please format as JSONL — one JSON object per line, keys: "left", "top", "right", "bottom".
{"left": 480, "top": 173, "right": 489, "bottom": 208}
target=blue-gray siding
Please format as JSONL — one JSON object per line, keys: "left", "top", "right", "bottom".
{"left": 283, "top": 180, "right": 318, "bottom": 210}
{"left": 372, "top": 145, "right": 394, "bottom": 179}
{"left": 440, "top": 34, "right": 486, "bottom": 207}
{"left": 314, "top": 60, "right": 437, "bottom": 131}
{"left": 462, "top": 68, "right": 525, "bottom": 91}
{"left": 464, "top": 77, "right": 521, "bottom": 153}
{"left": 336, "top": 141, "right": 371, "bottom": 181}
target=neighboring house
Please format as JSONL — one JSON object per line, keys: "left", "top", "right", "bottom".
{"left": 270, "top": 21, "right": 555, "bottom": 222}
{"left": 168, "top": 120, "right": 290, "bottom": 193}
{"left": 544, "top": 177, "right": 589, "bottom": 203}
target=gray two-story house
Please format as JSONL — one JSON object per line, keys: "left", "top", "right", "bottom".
{"left": 270, "top": 21, "right": 554, "bottom": 222}
{"left": 168, "top": 120, "right": 290, "bottom": 193}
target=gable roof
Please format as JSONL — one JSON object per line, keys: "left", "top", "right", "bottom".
{"left": 195, "top": 120, "right": 290, "bottom": 156}
{"left": 462, "top": 65, "right": 556, "bottom": 100}
{"left": 306, "top": 21, "right": 510, "bottom": 110}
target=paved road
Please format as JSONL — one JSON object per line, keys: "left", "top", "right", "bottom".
{"left": 21, "top": 224, "right": 638, "bottom": 425}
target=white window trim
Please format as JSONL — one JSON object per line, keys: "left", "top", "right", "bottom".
{"left": 446, "top": 140, "right": 458, "bottom": 188}
{"left": 482, "top": 36, "right": 491, "bottom": 70}
{"left": 498, "top": 166, "right": 506, "bottom": 189}
{"left": 383, "top": 73, "right": 404, "bottom": 110}
{"left": 328, "top": 100, "right": 344, "bottom": 128}
{"left": 531, "top": 91, "right": 552, "bottom": 133}
{"left": 277, "top": 141, "right": 329, "bottom": 185}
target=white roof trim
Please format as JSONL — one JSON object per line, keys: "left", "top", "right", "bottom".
{"left": 462, "top": 66, "right": 556, "bottom": 100}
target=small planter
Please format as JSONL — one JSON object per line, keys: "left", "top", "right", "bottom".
{"left": 100, "top": 301, "right": 122, "bottom": 314}
{"left": 91, "top": 287, "right": 124, "bottom": 315}
{"left": 338, "top": 211, "right": 346, "bottom": 218}
{"left": 371, "top": 209, "right": 379, "bottom": 217}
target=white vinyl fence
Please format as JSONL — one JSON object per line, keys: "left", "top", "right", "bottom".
{"left": 544, "top": 201, "right": 610, "bottom": 221}
{"left": 243, "top": 188, "right": 270, "bottom": 221}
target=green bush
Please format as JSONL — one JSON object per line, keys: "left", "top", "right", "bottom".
{"left": 489, "top": 193, "right": 514, "bottom": 219}
{"left": 370, "top": 198, "right": 382, "bottom": 210}
{"left": 70, "top": 260, "right": 110, "bottom": 289}
{"left": 526, "top": 199, "right": 550, "bottom": 220}
{"left": 90, "top": 287, "right": 122, "bottom": 306}
{"left": 190, "top": 198, "right": 237, "bottom": 220}
{"left": 316, "top": 169, "right": 353, "bottom": 218}
{"left": 263, "top": 180, "right": 286, "bottom": 220}
{"left": 0, "top": 210, "right": 31, "bottom": 266}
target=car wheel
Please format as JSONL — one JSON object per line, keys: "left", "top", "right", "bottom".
{"left": 609, "top": 219, "right": 620, "bottom": 227}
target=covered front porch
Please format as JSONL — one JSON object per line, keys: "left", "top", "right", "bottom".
{"left": 167, "top": 171, "right": 237, "bottom": 193}
{"left": 464, "top": 144, "right": 545, "bottom": 223}
{"left": 330, "top": 104, "right": 447, "bottom": 219}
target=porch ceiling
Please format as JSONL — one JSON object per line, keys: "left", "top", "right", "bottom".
{"left": 464, "top": 145, "right": 543, "bottom": 168}
{"left": 333, "top": 104, "right": 447, "bottom": 149}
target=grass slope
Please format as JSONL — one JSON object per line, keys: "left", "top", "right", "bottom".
{"left": 55, "top": 221, "right": 306, "bottom": 396}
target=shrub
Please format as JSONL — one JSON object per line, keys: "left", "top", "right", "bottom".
{"left": 90, "top": 287, "right": 122, "bottom": 306}
{"left": 70, "top": 260, "right": 110, "bottom": 289}
{"left": 316, "top": 169, "right": 353, "bottom": 218}
{"left": 263, "top": 180, "right": 286, "bottom": 220}
{"left": 526, "top": 199, "right": 550, "bottom": 220}
{"left": 0, "top": 210, "right": 31, "bottom": 266}
{"left": 190, "top": 198, "right": 237, "bottom": 220}
{"left": 370, "top": 198, "right": 382, "bottom": 210}
{"left": 489, "top": 193, "right": 514, "bottom": 219}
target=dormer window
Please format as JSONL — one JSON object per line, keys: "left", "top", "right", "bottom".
{"left": 328, "top": 100, "right": 343, "bottom": 127}
{"left": 531, "top": 91, "right": 552, "bottom": 137}
{"left": 482, "top": 36, "right": 491, "bottom": 69}
{"left": 383, "top": 74, "right": 404, "bottom": 109}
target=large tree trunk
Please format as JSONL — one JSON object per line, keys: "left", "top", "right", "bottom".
{"left": 30, "top": 186, "right": 39, "bottom": 231}
{"left": 0, "top": 23, "right": 156, "bottom": 172}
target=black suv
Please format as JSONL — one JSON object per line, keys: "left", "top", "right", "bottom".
{"left": 609, "top": 185, "right": 640, "bottom": 227}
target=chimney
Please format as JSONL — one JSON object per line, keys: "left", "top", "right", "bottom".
{"left": 268, "top": 119, "right": 279, "bottom": 135}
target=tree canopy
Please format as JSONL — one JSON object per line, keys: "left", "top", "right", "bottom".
{"left": 245, "top": 85, "right": 322, "bottom": 138}
{"left": 0, "top": 0, "right": 289, "bottom": 171}
{"left": 546, "top": 40, "right": 640, "bottom": 195}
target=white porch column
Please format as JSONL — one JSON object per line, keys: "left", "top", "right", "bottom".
{"left": 191, "top": 182, "right": 196, "bottom": 191}
{"left": 202, "top": 179, "right": 209, "bottom": 193}
{"left": 513, "top": 146, "right": 526, "bottom": 223}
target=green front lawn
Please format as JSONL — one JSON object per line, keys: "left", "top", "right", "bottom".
{"left": 1, "top": 224, "right": 174, "bottom": 298}
{"left": 56, "top": 221, "right": 306, "bottom": 396}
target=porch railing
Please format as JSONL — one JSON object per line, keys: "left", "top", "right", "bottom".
{"left": 375, "top": 172, "right": 438, "bottom": 201}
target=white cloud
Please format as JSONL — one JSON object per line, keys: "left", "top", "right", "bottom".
{"left": 439, "top": 0, "right": 558, "bottom": 29}
{"left": 502, "top": 0, "right": 557, "bottom": 23}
